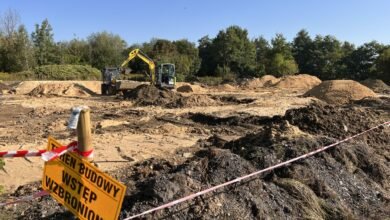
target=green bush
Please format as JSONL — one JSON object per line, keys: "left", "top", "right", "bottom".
{"left": 34, "top": 65, "right": 101, "bottom": 80}
{"left": 198, "top": 76, "right": 224, "bottom": 85}
{"left": 0, "top": 65, "right": 101, "bottom": 81}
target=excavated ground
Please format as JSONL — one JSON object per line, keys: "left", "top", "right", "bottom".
{"left": 1, "top": 98, "right": 389, "bottom": 220}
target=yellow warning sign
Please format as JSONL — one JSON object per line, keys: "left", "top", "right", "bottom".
{"left": 43, "top": 137, "right": 126, "bottom": 220}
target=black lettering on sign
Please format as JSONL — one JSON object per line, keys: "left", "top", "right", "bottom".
{"left": 60, "top": 154, "right": 77, "bottom": 169}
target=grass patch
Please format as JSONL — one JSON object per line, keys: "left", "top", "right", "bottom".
{"left": 0, "top": 65, "right": 101, "bottom": 81}
{"left": 197, "top": 76, "right": 224, "bottom": 85}
{"left": 276, "top": 178, "right": 325, "bottom": 219}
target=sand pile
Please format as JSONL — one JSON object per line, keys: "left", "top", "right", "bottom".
{"left": 242, "top": 75, "right": 280, "bottom": 89}
{"left": 360, "top": 79, "right": 389, "bottom": 94}
{"left": 14, "top": 81, "right": 101, "bottom": 95}
{"left": 304, "top": 80, "right": 377, "bottom": 104}
{"left": 28, "top": 83, "right": 92, "bottom": 97}
{"left": 216, "top": 84, "right": 236, "bottom": 91}
{"left": 273, "top": 74, "right": 321, "bottom": 90}
{"left": 176, "top": 84, "right": 206, "bottom": 93}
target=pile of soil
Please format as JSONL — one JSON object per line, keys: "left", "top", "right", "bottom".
{"left": 216, "top": 84, "right": 236, "bottom": 91}
{"left": 28, "top": 83, "right": 92, "bottom": 97}
{"left": 304, "top": 80, "right": 377, "bottom": 104}
{"left": 126, "top": 85, "right": 223, "bottom": 108}
{"left": 360, "top": 79, "right": 389, "bottom": 94}
{"left": 0, "top": 82, "right": 11, "bottom": 94}
{"left": 124, "top": 84, "right": 180, "bottom": 106}
{"left": 241, "top": 75, "right": 280, "bottom": 89}
{"left": 176, "top": 84, "right": 206, "bottom": 93}
{"left": 273, "top": 74, "right": 321, "bottom": 91}
{"left": 119, "top": 103, "right": 389, "bottom": 219}
{"left": 170, "top": 94, "right": 219, "bottom": 108}
{"left": 1, "top": 102, "right": 389, "bottom": 219}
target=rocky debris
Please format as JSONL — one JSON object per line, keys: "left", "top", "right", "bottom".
{"left": 304, "top": 80, "right": 377, "bottom": 104}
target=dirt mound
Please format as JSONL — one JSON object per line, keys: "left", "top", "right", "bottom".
{"left": 273, "top": 74, "right": 321, "bottom": 90}
{"left": 28, "top": 83, "right": 91, "bottom": 97}
{"left": 216, "top": 84, "right": 236, "bottom": 91}
{"left": 242, "top": 75, "right": 280, "bottom": 89}
{"left": 170, "top": 94, "right": 218, "bottom": 108}
{"left": 125, "top": 84, "right": 180, "bottom": 106}
{"left": 360, "top": 79, "right": 389, "bottom": 93}
{"left": 304, "top": 80, "right": 377, "bottom": 104}
{"left": 1, "top": 103, "right": 389, "bottom": 219}
{"left": 119, "top": 104, "right": 389, "bottom": 219}
{"left": 0, "top": 82, "right": 11, "bottom": 94}
{"left": 176, "top": 84, "right": 206, "bottom": 93}
{"left": 13, "top": 81, "right": 41, "bottom": 94}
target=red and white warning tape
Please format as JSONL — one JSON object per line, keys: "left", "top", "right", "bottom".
{"left": 0, "top": 149, "right": 47, "bottom": 158}
{"left": 0, "top": 141, "right": 93, "bottom": 160}
{"left": 123, "top": 121, "right": 390, "bottom": 220}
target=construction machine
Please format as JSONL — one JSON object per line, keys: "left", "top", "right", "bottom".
{"left": 101, "top": 49, "right": 176, "bottom": 95}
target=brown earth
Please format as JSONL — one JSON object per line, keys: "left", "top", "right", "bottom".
{"left": 304, "top": 80, "right": 377, "bottom": 104}
{"left": 28, "top": 83, "right": 94, "bottom": 97}
{"left": 361, "top": 79, "right": 389, "bottom": 94}
{"left": 241, "top": 75, "right": 280, "bottom": 89}
{"left": 273, "top": 74, "right": 321, "bottom": 91}
{"left": 0, "top": 83, "right": 11, "bottom": 94}
{"left": 0, "top": 79, "right": 389, "bottom": 220}
{"left": 176, "top": 84, "right": 207, "bottom": 93}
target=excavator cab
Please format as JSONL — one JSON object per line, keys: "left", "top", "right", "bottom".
{"left": 101, "top": 67, "right": 121, "bottom": 95}
{"left": 157, "top": 63, "right": 176, "bottom": 89}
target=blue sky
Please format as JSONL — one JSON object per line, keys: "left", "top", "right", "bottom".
{"left": 1, "top": 0, "right": 389, "bottom": 46}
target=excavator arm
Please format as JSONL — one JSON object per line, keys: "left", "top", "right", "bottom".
{"left": 121, "top": 49, "right": 156, "bottom": 84}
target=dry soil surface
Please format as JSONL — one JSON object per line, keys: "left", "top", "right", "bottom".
{"left": 0, "top": 79, "right": 389, "bottom": 220}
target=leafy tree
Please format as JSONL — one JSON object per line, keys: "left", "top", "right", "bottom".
{"left": 0, "top": 10, "right": 34, "bottom": 72}
{"left": 197, "top": 36, "right": 215, "bottom": 76}
{"left": 376, "top": 48, "right": 390, "bottom": 83}
{"left": 173, "top": 39, "right": 200, "bottom": 76}
{"left": 268, "top": 34, "right": 298, "bottom": 76}
{"left": 211, "top": 25, "right": 256, "bottom": 77}
{"left": 60, "top": 39, "right": 89, "bottom": 65}
{"left": 87, "top": 31, "right": 127, "bottom": 69}
{"left": 292, "top": 29, "right": 314, "bottom": 73}
{"left": 253, "top": 36, "right": 270, "bottom": 76}
{"left": 31, "top": 19, "right": 58, "bottom": 65}
{"left": 309, "top": 35, "right": 344, "bottom": 79}
{"left": 343, "top": 41, "right": 384, "bottom": 80}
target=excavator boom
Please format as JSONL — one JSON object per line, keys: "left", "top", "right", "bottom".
{"left": 121, "top": 49, "right": 156, "bottom": 84}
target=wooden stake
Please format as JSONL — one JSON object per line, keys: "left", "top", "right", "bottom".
{"left": 76, "top": 107, "right": 93, "bottom": 161}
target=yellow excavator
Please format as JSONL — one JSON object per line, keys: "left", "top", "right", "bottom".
{"left": 101, "top": 49, "right": 176, "bottom": 95}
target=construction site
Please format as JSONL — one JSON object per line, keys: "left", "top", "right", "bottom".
{"left": 0, "top": 74, "right": 389, "bottom": 219}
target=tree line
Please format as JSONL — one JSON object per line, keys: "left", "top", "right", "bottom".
{"left": 0, "top": 10, "right": 389, "bottom": 82}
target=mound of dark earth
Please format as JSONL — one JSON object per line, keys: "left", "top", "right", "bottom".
{"left": 124, "top": 84, "right": 180, "bottom": 106}
{"left": 1, "top": 102, "right": 389, "bottom": 220}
